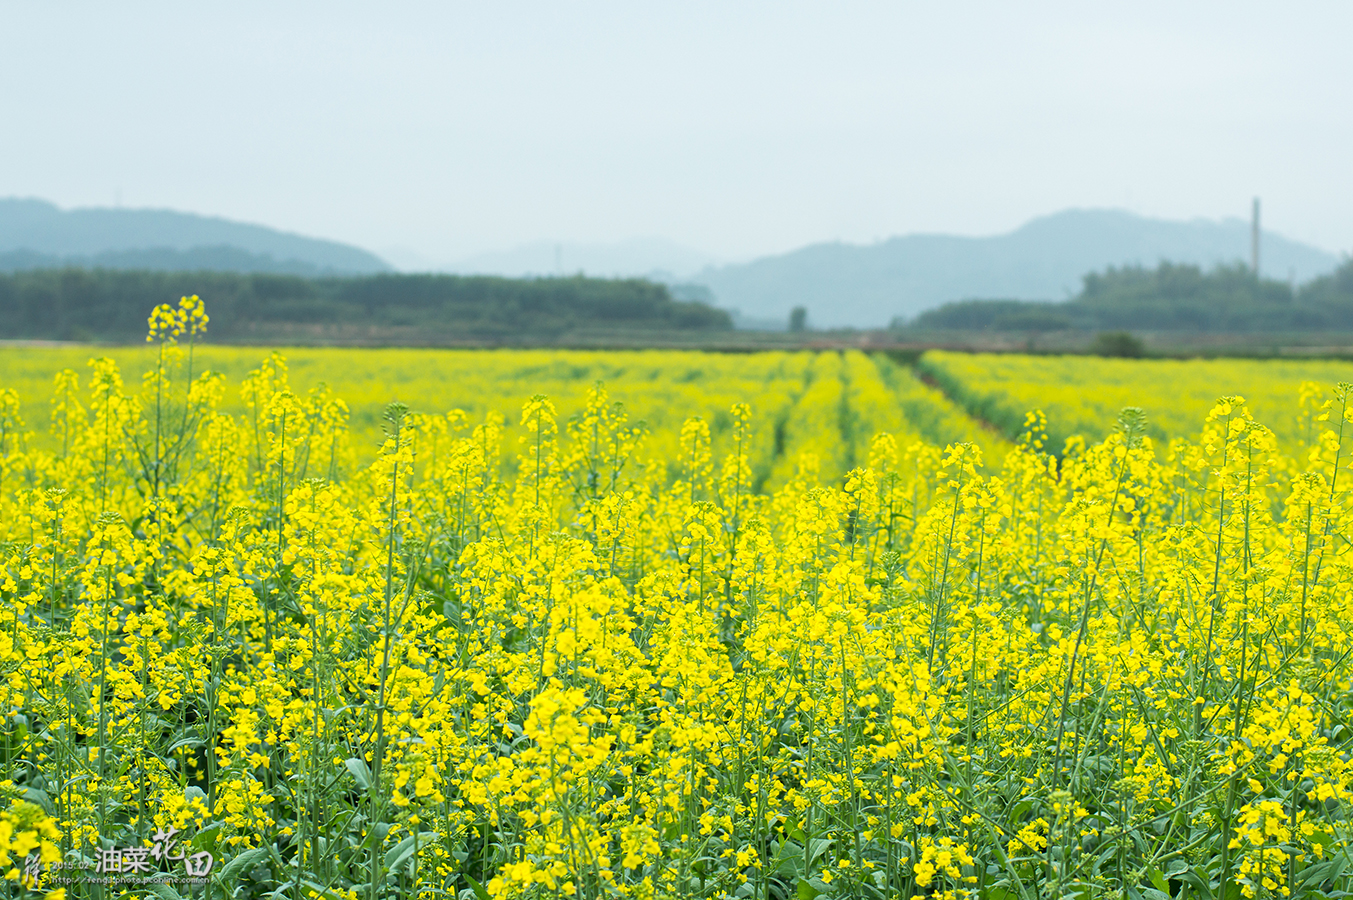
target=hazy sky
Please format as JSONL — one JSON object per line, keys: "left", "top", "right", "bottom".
{"left": 3, "top": 2, "right": 1351, "bottom": 266}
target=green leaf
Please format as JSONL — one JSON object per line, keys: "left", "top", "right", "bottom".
{"left": 19, "top": 786, "right": 53, "bottom": 814}
{"left": 191, "top": 821, "right": 222, "bottom": 853}
{"left": 1146, "top": 865, "right": 1169, "bottom": 893}
{"left": 466, "top": 874, "right": 491, "bottom": 900}
{"left": 146, "top": 883, "right": 185, "bottom": 900}
{"left": 773, "top": 840, "right": 806, "bottom": 878}
{"left": 796, "top": 877, "right": 822, "bottom": 900}
{"left": 213, "top": 846, "right": 272, "bottom": 886}
{"left": 1173, "top": 868, "right": 1215, "bottom": 900}
{"left": 344, "top": 757, "right": 372, "bottom": 791}
{"left": 1297, "top": 857, "right": 1345, "bottom": 890}
{"left": 1308, "top": 828, "right": 1337, "bottom": 856}
{"left": 383, "top": 832, "right": 440, "bottom": 876}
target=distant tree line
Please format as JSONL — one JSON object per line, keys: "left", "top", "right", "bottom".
{"left": 904, "top": 259, "right": 1353, "bottom": 332}
{"left": 0, "top": 269, "right": 732, "bottom": 342}
{"left": 0, "top": 246, "right": 347, "bottom": 278}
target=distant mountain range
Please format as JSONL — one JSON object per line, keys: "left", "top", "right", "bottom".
{"left": 444, "top": 238, "right": 720, "bottom": 282}
{"left": 1, "top": 199, "right": 1345, "bottom": 331}
{"left": 691, "top": 210, "right": 1344, "bottom": 328}
{"left": 0, "top": 198, "right": 391, "bottom": 275}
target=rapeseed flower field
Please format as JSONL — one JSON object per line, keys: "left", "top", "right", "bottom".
{"left": 918, "top": 350, "right": 1353, "bottom": 455}
{"left": 4, "top": 299, "right": 1353, "bottom": 898}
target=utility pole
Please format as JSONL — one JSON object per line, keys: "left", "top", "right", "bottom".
{"left": 1251, "top": 197, "right": 1260, "bottom": 277}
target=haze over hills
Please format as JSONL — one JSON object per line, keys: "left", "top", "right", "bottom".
{"left": 0, "top": 199, "right": 1346, "bottom": 332}
{"left": 444, "top": 238, "right": 720, "bottom": 281}
{"left": 691, "top": 209, "right": 1344, "bottom": 329}
{"left": 0, "top": 198, "right": 391, "bottom": 275}
{"left": 0, "top": 246, "right": 375, "bottom": 278}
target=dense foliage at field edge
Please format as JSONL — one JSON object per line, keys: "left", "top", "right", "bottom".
{"left": 905, "top": 259, "right": 1353, "bottom": 334}
{"left": 0, "top": 269, "right": 731, "bottom": 343}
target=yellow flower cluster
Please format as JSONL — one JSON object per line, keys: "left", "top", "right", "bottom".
{"left": 0, "top": 801, "right": 60, "bottom": 888}
{"left": 146, "top": 294, "right": 209, "bottom": 344}
{"left": 2, "top": 305, "right": 1353, "bottom": 897}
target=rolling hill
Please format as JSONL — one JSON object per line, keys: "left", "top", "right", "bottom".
{"left": 691, "top": 209, "right": 1343, "bottom": 328}
{"left": 0, "top": 197, "right": 391, "bottom": 275}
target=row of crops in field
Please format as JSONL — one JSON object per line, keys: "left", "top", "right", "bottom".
{"left": 6, "top": 302, "right": 1353, "bottom": 898}
{"left": 0, "top": 341, "right": 1003, "bottom": 491}
{"left": 917, "top": 350, "right": 1353, "bottom": 455}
